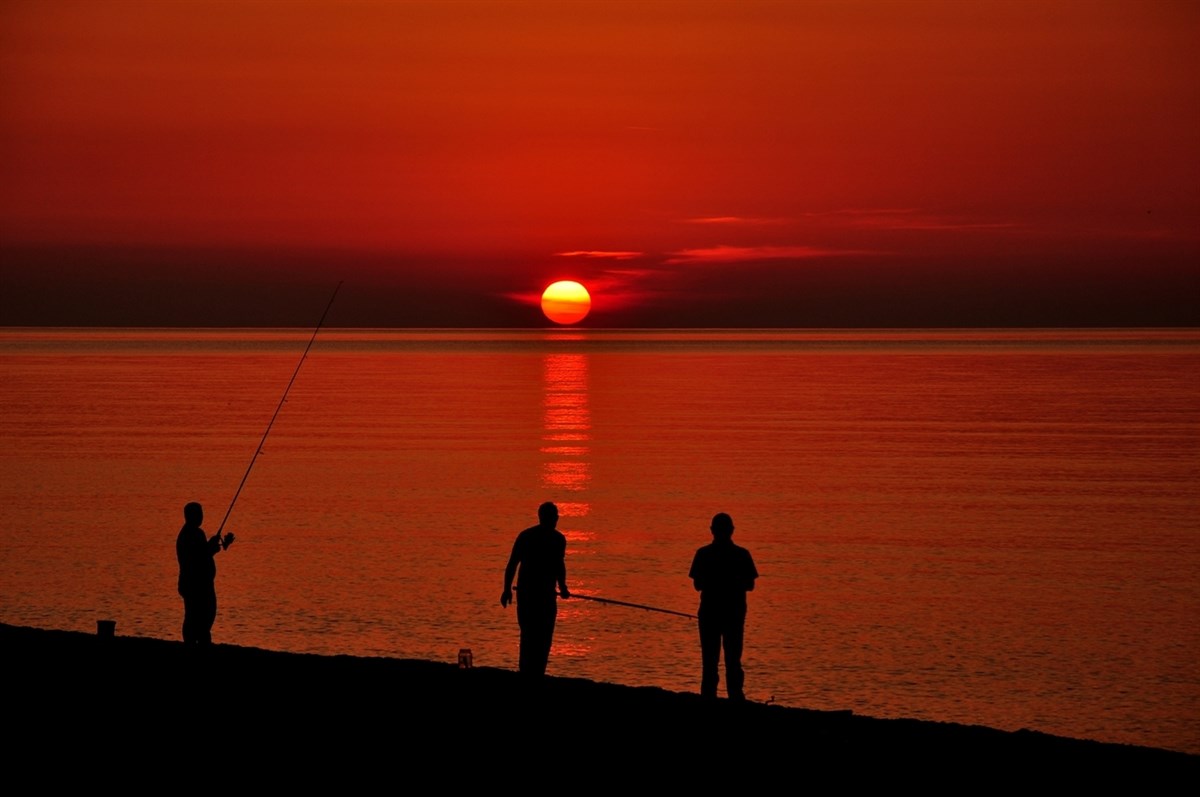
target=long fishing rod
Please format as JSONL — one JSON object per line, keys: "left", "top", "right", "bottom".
{"left": 574, "top": 593, "right": 696, "bottom": 620}
{"left": 214, "top": 281, "right": 343, "bottom": 538}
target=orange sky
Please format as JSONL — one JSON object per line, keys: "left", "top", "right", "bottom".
{"left": 1, "top": 0, "right": 1197, "bottom": 326}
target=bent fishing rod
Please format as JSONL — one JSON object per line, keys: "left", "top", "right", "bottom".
{"left": 214, "top": 281, "right": 343, "bottom": 539}
{"left": 573, "top": 593, "right": 696, "bottom": 620}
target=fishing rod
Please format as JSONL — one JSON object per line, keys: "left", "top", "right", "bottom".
{"left": 574, "top": 593, "right": 696, "bottom": 620}
{"left": 214, "top": 281, "right": 343, "bottom": 538}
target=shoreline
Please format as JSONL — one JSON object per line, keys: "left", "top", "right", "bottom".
{"left": 5, "top": 622, "right": 1196, "bottom": 783}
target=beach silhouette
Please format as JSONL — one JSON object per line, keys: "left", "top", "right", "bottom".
{"left": 4, "top": 622, "right": 1196, "bottom": 784}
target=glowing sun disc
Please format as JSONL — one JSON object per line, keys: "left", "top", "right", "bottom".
{"left": 541, "top": 280, "right": 591, "bottom": 325}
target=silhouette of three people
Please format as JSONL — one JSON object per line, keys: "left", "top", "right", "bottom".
{"left": 177, "top": 497, "right": 756, "bottom": 702}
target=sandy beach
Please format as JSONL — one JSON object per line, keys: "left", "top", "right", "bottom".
{"left": 4, "top": 622, "right": 1194, "bottom": 787}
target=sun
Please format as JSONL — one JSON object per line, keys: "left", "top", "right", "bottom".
{"left": 541, "top": 280, "right": 591, "bottom": 325}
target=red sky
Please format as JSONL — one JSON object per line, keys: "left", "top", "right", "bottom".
{"left": 2, "top": 0, "right": 1197, "bottom": 326}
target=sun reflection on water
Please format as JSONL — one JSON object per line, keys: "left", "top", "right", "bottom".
{"left": 541, "top": 352, "right": 594, "bottom": 660}
{"left": 540, "top": 354, "right": 591, "bottom": 493}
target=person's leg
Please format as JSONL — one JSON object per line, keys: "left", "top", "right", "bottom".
{"left": 539, "top": 604, "right": 557, "bottom": 675}
{"left": 723, "top": 610, "right": 746, "bottom": 700}
{"left": 198, "top": 588, "right": 217, "bottom": 646}
{"left": 181, "top": 593, "right": 197, "bottom": 644}
{"left": 518, "top": 598, "right": 556, "bottom": 677}
{"left": 698, "top": 614, "right": 721, "bottom": 698}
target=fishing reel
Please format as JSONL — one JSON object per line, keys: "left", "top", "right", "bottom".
{"left": 221, "top": 532, "right": 236, "bottom": 550}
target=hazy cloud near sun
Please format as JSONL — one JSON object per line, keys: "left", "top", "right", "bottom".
{"left": 679, "top": 210, "right": 1017, "bottom": 233}
{"left": 555, "top": 250, "right": 643, "bottom": 259}
{"left": 684, "top": 216, "right": 787, "bottom": 226}
{"left": 503, "top": 242, "right": 870, "bottom": 312}
{"left": 803, "top": 209, "right": 1019, "bottom": 232}
{"left": 664, "top": 244, "right": 863, "bottom": 265}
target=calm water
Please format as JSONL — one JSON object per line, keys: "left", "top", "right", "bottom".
{"left": 1, "top": 328, "right": 1197, "bottom": 753}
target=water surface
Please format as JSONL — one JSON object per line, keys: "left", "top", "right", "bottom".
{"left": 1, "top": 328, "right": 1197, "bottom": 753}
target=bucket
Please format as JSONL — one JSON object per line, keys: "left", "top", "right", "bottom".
{"left": 457, "top": 648, "right": 473, "bottom": 669}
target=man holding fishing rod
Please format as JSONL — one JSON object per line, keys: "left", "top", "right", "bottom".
{"left": 501, "top": 501, "right": 570, "bottom": 678}
{"left": 173, "top": 284, "right": 335, "bottom": 647}
{"left": 176, "top": 502, "right": 234, "bottom": 646}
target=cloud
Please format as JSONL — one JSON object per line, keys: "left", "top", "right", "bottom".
{"left": 683, "top": 216, "right": 786, "bottom": 226}
{"left": 500, "top": 290, "right": 544, "bottom": 307}
{"left": 804, "top": 208, "right": 1019, "bottom": 232}
{"left": 555, "top": 250, "right": 643, "bottom": 260}
{"left": 664, "top": 244, "right": 861, "bottom": 265}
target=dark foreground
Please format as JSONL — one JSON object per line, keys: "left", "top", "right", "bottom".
{"left": 5, "top": 623, "right": 1195, "bottom": 787}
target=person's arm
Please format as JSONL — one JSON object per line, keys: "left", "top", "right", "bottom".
{"left": 689, "top": 551, "right": 704, "bottom": 592}
{"left": 557, "top": 541, "right": 569, "bottom": 599}
{"left": 744, "top": 551, "right": 758, "bottom": 592}
{"left": 501, "top": 543, "right": 519, "bottom": 607}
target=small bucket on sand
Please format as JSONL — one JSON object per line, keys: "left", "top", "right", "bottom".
{"left": 457, "top": 648, "right": 473, "bottom": 669}
{"left": 97, "top": 620, "right": 116, "bottom": 639}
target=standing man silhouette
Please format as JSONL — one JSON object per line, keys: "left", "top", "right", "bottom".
{"left": 176, "top": 501, "right": 233, "bottom": 646}
{"left": 689, "top": 512, "right": 758, "bottom": 700}
{"left": 501, "top": 501, "right": 570, "bottom": 677}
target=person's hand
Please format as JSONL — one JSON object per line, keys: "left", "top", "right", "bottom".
{"left": 222, "top": 532, "right": 235, "bottom": 550}
{"left": 500, "top": 588, "right": 512, "bottom": 608}
{"left": 559, "top": 586, "right": 571, "bottom": 600}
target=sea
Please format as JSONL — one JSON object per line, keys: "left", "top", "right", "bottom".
{"left": 1, "top": 327, "right": 1197, "bottom": 754}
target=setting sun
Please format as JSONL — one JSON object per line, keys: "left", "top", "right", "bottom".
{"left": 541, "top": 280, "right": 591, "bottom": 325}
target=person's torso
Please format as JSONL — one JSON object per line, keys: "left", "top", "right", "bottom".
{"left": 693, "top": 543, "right": 753, "bottom": 609}
{"left": 177, "top": 525, "right": 215, "bottom": 589}
{"left": 515, "top": 526, "right": 565, "bottom": 595}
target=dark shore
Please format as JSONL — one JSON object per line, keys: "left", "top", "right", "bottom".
{"left": 5, "top": 622, "right": 1195, "bottom": 786}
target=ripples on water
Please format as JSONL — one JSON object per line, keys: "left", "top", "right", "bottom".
{"left": 1, "top": 328, "right": 1197, "bottom": 753}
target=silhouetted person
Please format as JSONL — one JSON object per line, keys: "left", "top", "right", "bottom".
{"left": 689, "top": 512, "right": 758, "bottom": 700}
{"left": 501, "top": 501, "right": 570, "bottom": 677}
{"left": 176, "top": 502, "right": 233, "bottom": 646}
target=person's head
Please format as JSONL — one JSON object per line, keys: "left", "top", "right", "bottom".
{"left": 184, "top": 502, "right": 203, "bottom": 526}
{"left": 710, "top": 512, "right": 734, "bottom": 540}
{"left": 538, "top": 501, "right": 559, "bottom": 527}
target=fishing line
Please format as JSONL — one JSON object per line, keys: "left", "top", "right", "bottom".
{"left": 574, "top": 593, "right": 696, "bottom": 620}
{"left": 214, "top": 281, "right": 343, "bottom": 537}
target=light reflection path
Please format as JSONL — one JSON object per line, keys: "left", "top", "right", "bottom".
{"left": 539, "top": 351, "right": 593, "bottom": 661}
{"left": 540, "top": 351, "right": 592, "bottom": 502}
